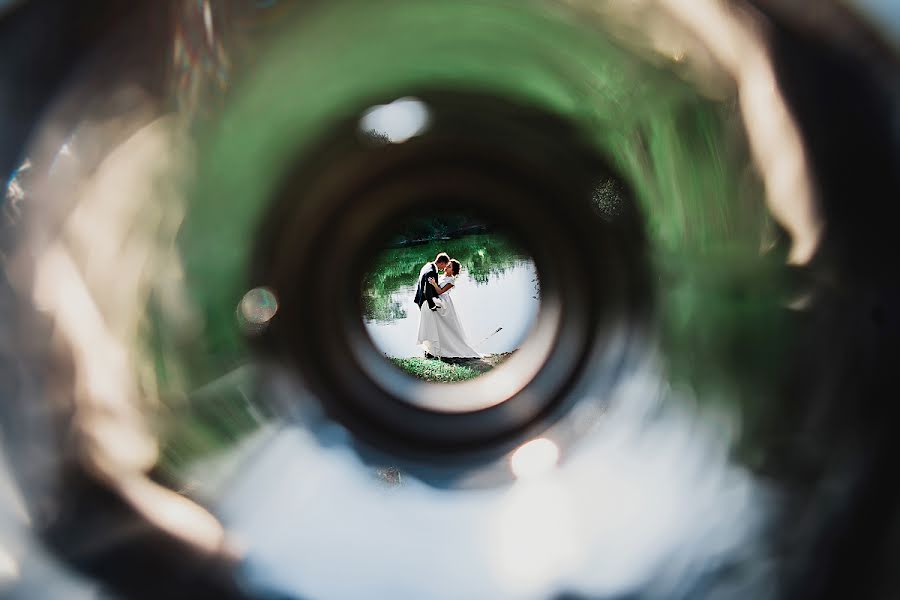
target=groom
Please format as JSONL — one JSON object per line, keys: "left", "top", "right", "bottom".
{"left": 414, "top": 252, "right": 450, "bottom": 311}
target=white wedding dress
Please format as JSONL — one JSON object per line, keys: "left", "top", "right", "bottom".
{"left": 416, "top": 275, "right": 482, "bottom": 358}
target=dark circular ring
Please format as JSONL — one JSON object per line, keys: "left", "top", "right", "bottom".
{"left": 252, "top": 90, "right": 651, "bottom": 457}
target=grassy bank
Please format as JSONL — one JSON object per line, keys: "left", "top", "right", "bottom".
{"left": 389, "top": 357, "right": 482, "bottom": 383}
{"left": 389, "top": 353, "right": 514, "bottom": 383}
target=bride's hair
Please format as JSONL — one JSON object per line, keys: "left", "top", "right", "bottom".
{"left": 449, "top": 259, "right": 461, "bottom": 276}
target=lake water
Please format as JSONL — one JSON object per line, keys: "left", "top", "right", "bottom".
{"left": 362, "top": 235, "right": 540, "bottom": 357}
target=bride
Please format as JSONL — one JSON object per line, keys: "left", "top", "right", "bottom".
{"left": 416, "top": 259, "right": 481, "bottom": 359}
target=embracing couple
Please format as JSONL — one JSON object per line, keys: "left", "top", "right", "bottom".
{"left": 414, "top": 252, "right": 481, "bottom": 359}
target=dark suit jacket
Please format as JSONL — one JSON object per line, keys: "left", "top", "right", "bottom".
{"left": 413, "top": 262, "right": 439, "bottom": 309}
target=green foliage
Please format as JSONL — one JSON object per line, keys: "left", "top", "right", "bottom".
{"left": 362, "top": 233, "right": 532, "bottom": 323}
{"left": 389, "top": 357, "right": 481, "bottom": 383}
{"left": 156, "top": 366, "right": 263, "bottom": 479}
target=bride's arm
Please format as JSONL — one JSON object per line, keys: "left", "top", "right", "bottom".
{"left": 430, "top": 278, "right": 454, "bottom": 294}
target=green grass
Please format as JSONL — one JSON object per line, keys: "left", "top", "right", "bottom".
{"left": 389, "top": 357, "right": 482, "bottom": 383}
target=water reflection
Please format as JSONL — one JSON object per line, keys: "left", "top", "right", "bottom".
{"left": 362, "top": 234, "right": 540, "bottom": 358}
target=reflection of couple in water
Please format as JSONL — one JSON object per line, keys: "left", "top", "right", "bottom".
{"left": 414, "top": 252, "right": 481, "bottom": 359}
